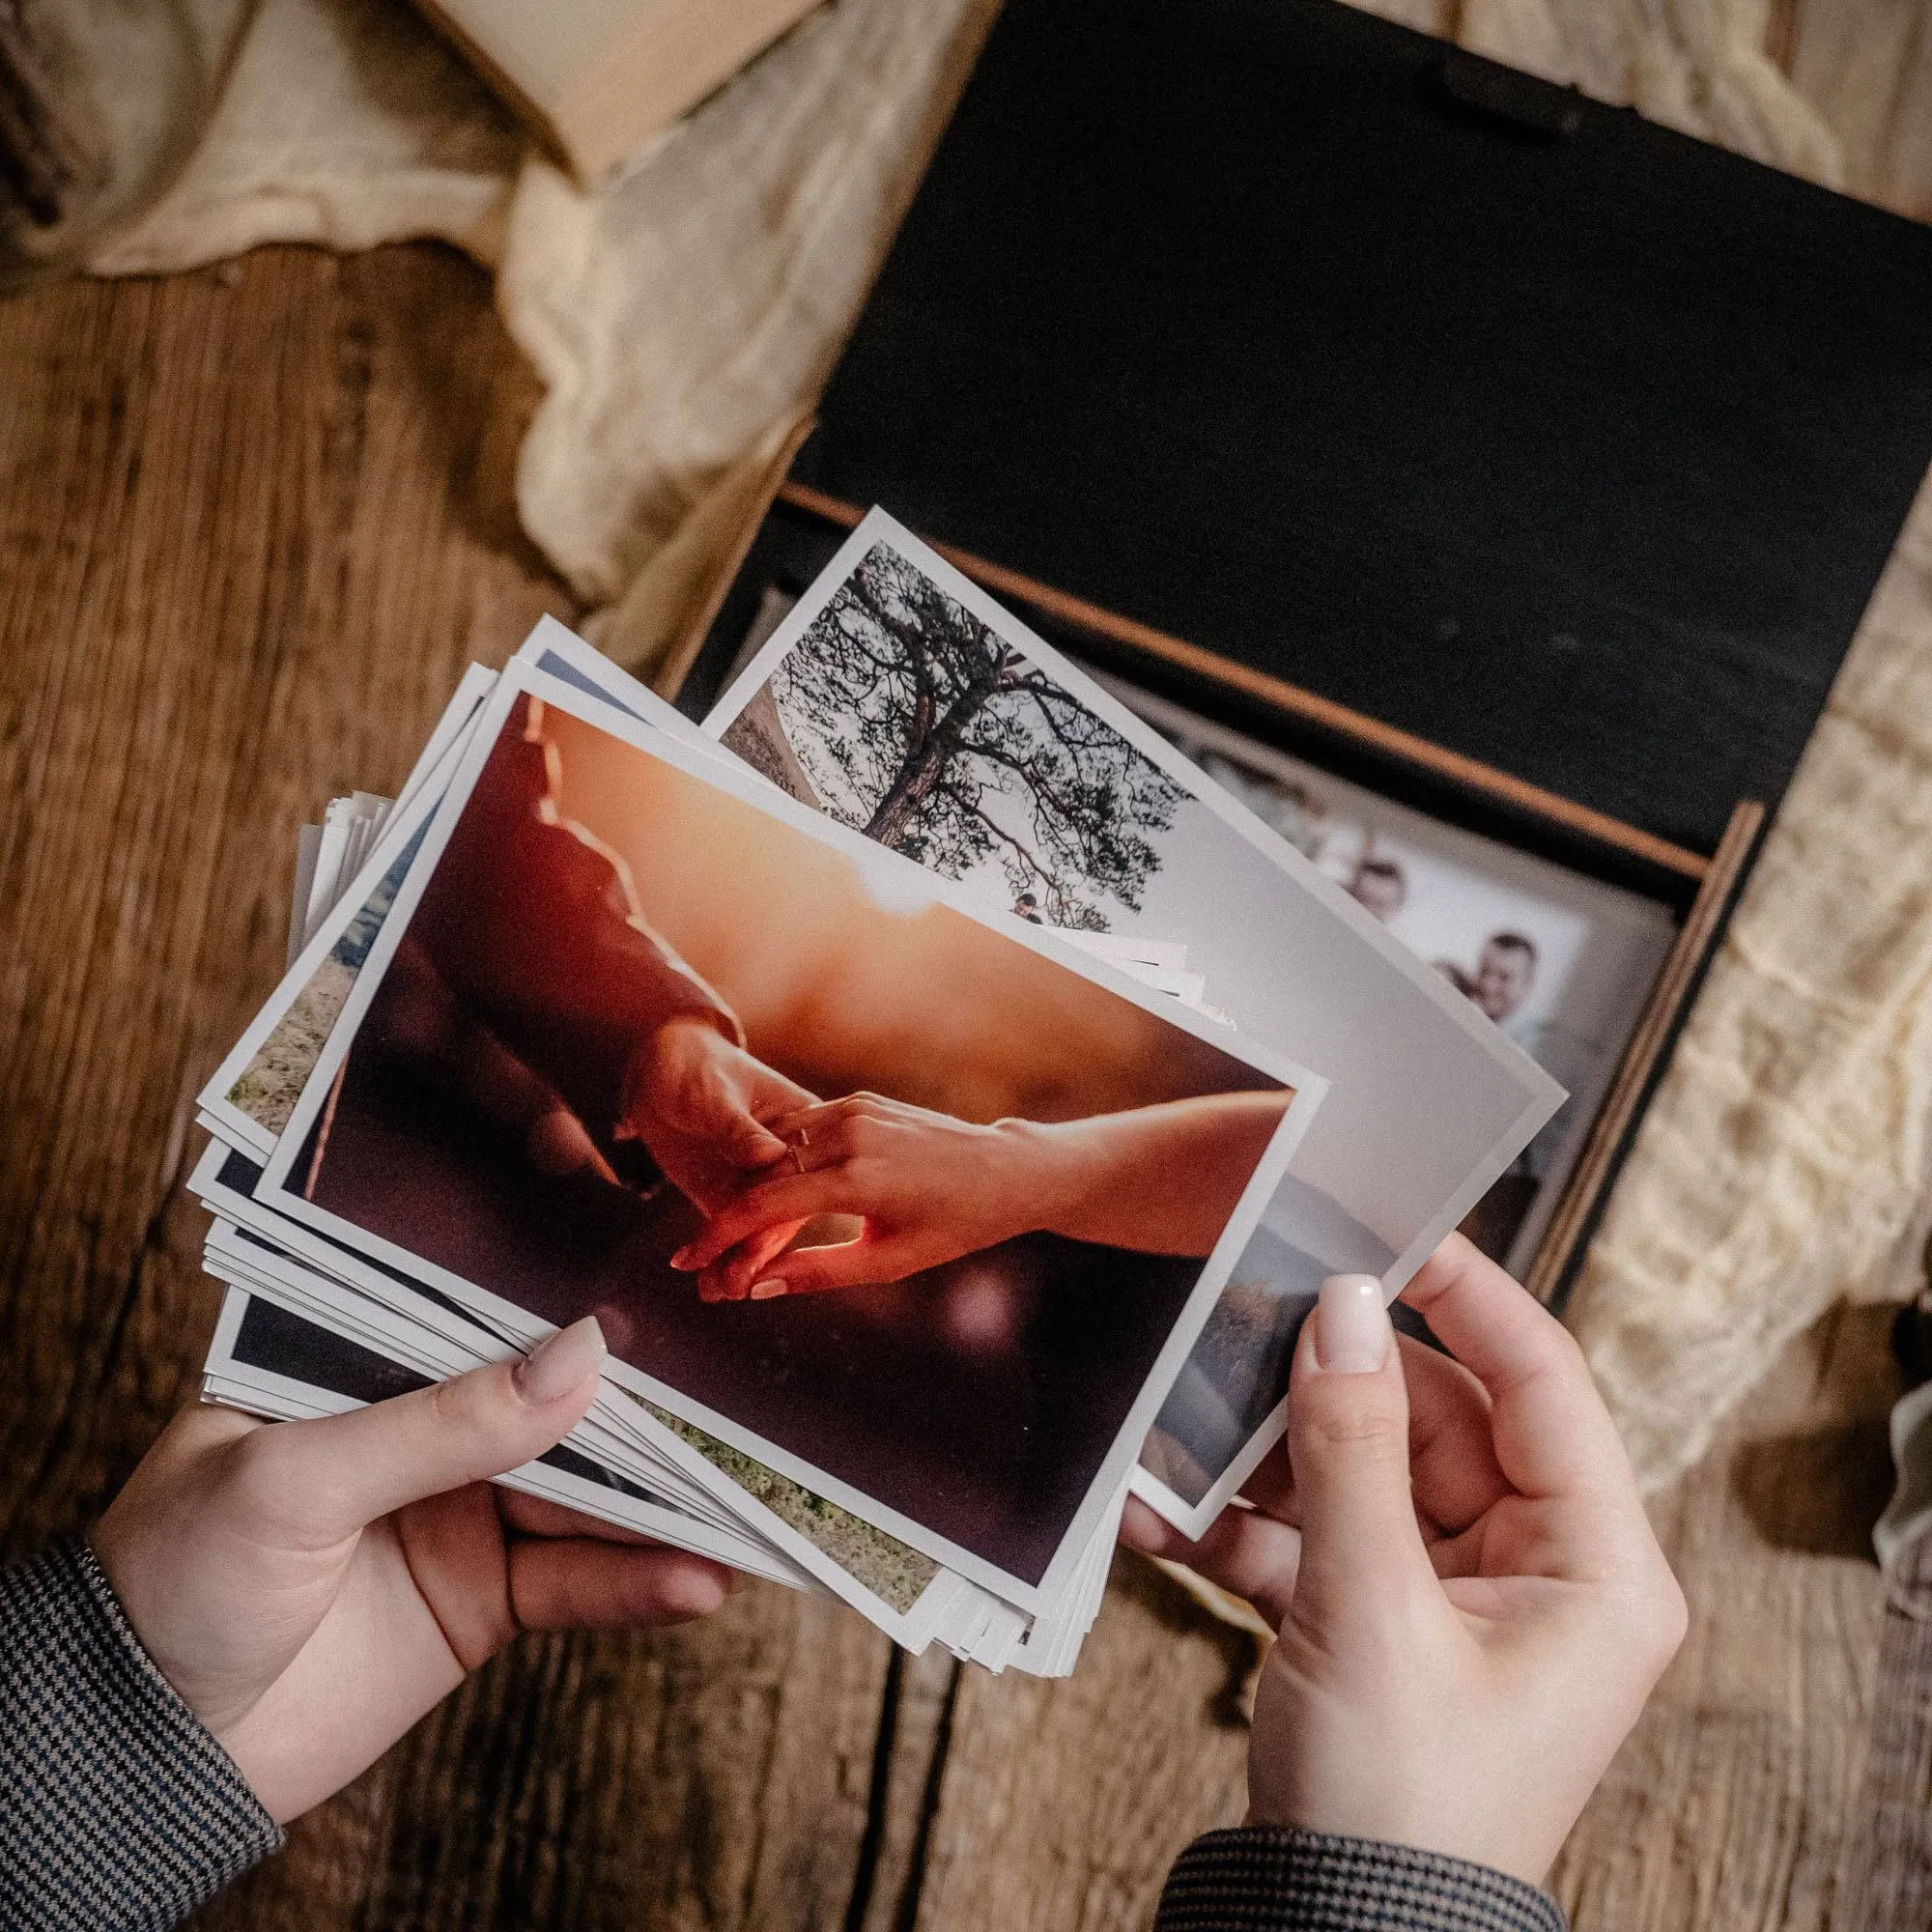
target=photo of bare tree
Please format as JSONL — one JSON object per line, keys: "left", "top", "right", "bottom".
{"left": 723, "top": 541, "right": 1186, "bottom": 930}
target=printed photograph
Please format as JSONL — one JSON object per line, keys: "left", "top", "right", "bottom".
{"left": 1112, "top": 680, "right": 1678, "bottom": 1275}
{"left": 721, "top": 541, "right": 1190, "bottom": 933}
{"left": 226, "top": 829, "right": 424, "bottom": 1138}
{"left": 279, "top": 678, "right": 1307, "bottom": 1596}
{"left": 704, "top": 511, "right": 1563, "bottom": 1528}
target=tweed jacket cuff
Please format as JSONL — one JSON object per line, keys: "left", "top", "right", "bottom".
{"left": 1156, "top": 1826, "right": 1566, "bottom": 1932}
{"left": 0, "top": 1537, "right": 284, "bottom": 1931}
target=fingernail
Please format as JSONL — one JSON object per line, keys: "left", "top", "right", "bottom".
{"left": 1314, "top": 1274, "right": 1389, "bottom": 1375}
{"left": 668, "top": 1246, "right": 696, "bottom": 1270}
{"left": 749, "top": 1278, "right": 787, "bottom": 1300}
{"left": 514, "top": 1315, "right": 607, "bottom": 1405}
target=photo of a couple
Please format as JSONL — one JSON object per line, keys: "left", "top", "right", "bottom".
{"left": 290, "top": 685, "right": 1305, "bottom": 1591}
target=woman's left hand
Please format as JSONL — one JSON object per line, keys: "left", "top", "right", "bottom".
{"left": 1120, "top": 1240, "right": 1685, "bottom": 1883}
{"left": 92, "top": 1318, "right": 732, "bottom": 1824}
{"left": 668, "top": 1094, "right": 1049, "bottom": 1300}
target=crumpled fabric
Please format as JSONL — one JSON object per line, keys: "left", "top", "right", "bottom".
{"left": 83, "top": 0, "right": 1932, "bottom": 1500}
{"left": 92, "top": 0, "right": 997, "bottom": 615}
{"left": 90, "top": 0, "right": 519, "bottom": 273}
{"left": 1371, "top": 0, "right": 1847, "bottom": 185}
{"left": 497, "top": 0, "right": 998, "bottom": 607}
{"left": 1566, "top": 487, "right": 1932, "bottom": 1490}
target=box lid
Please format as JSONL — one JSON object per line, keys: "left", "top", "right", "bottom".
{"left": 791, "top": 0, "right": 1932, "bottom": 856}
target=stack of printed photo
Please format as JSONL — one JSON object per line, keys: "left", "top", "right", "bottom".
{"left": 191, "top": 511, "right": 1563, "bottom": 1676}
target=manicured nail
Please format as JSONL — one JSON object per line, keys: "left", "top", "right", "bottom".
{"left": 514, "top": 1315, "right": 607, "bottom": 1404}
{"left": 1314, "top": 1274, "right": 1389, "bottom": 1375}
{"left": 749, "top": 1278, "right": 788, "bottom": 1300}
{"left": 668, "top": 1244, "right": 696, "bottom": 1270}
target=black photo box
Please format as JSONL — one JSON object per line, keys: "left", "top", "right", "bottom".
{"left": 667, "top": 0, "right": 1932, "bottom": 1307}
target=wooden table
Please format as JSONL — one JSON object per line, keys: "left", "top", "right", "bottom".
{"left": 1, "top": 243, "right": 1924, "bottom": 1931}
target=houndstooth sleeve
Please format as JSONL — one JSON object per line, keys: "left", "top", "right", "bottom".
{"left": 1157, "top": 1826, "right": 1567, "bottom": 1932}
{"left": 0, "top": 1538, "right": 284, "bottom": 1930}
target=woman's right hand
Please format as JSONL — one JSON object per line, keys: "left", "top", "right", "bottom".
{"left": 1122, "top": 1236, "right": 1686, "bottom": 1886}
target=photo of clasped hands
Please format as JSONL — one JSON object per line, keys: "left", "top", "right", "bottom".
{"left": 378, "top": 720, "right": 1289, "bottom": 1309}
{"left": 389, "top": 928, "right": 1292, "bottom": 1307}
{"left": 666, "top": 1077, "right": 1293, "bottom": 1305}
{"left": 560, "top": 997, "right": 1291, "bottom": 1298}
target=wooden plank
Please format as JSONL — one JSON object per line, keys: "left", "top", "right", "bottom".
{"left": 908, "top": 1555, "right": 1252, "bottom": 1932}
{"left": 341, "top": 1590, "right": 891, "bottom": 1932}
{"left": 852, "top": 1647, "right": 964, "bottom": 1932}
{"left": 0, "top": 246, "right": 895, "bottom": 1932}
{"left": 1832, "top": 1535, "right": 1932, "bottom": 1929}
{"left": 1549, "top": 1299, "right": 1899, "bottom": 1930}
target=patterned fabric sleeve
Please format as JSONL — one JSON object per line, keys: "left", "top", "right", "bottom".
{"left": 0, "top": 1538, "right": 284, "bottom": 1931}
{"left": 1157, "top": 1826, "right": 1567, "bottom": 1932}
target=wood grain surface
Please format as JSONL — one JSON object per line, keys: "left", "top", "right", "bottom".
{"left": 1551, "top": 1300, "right": 1906, "bottom": 1932}
{"left": 0, "top": 243, "right": 1920, "bottom": 1931}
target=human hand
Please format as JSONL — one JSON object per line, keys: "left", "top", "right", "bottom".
{"left": 668, "top": 1093, "right": 1047, "bottom": 1301}
{"left": 92, "top": 1318, "right": 732, "bottom": 1825}
{"left": 1121, "top": 1236, "right": 1686, "bottom": 1885}
{"left": 376, "top": 935, "right": 617, "bottom": 1183}
{"left": 620, "top": 1016, "right": 816, "bottom": 1215}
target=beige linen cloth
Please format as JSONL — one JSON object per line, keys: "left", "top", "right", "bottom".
{"left": 94, "top": 0, "right": 1932, "bottom": 1495}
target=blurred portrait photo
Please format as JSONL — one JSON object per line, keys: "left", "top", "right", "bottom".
{"left": 1115, "top": 683, "right": 1676, "bottom": 1281}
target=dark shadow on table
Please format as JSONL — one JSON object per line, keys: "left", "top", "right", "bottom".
{"left": 1731, "top": 1301, "right": 1905, "bottom": 1563}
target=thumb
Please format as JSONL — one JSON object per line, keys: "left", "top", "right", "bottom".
{"left": 243, "top": 1317, "right": 608, "bottom": 1541}
{"left": 1285, "top": 1275, "right": 1435, "bottom": 1629}
{"left": 728, "top": 1112, "right": 791, "bottom": 1169}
